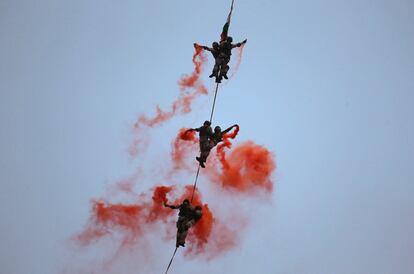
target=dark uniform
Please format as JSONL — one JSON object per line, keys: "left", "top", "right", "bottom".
{"left": 211, "top": 124, "right": 238, "bottom": 146}
{"left": 188, "top": 121, "right": 213, "bottom": 168}
{"left": 217, "top": 37, "right": 247, "bottom": 82}
{"left": 195, "top": 42, "right": 224, "bottom": 83}
{"left": 164, "top": 200, "right": 203, "bottom": 247}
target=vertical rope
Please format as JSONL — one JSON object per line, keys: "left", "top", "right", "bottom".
{"left": 164, "top": 247, "right": 178, "bottom": 274}
{"left": 190, "top": 165, "right": 201, "bottom": 202}
{"left": 209, "top": 82, "right": 220, "bottom": 123}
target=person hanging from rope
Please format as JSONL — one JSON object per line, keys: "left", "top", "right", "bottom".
{"left": 193, "top": 42, "right": 222, "bottom": 81}
{"left": 193, "top": 0, "right": 247, "bottom": 83}
{"left": 187, "top": 123, "right": 238, "bottom": 168}
{"left": 164, "top": 199, "right": 203, "bottom": 247}
{"left": 215, "top": 0, "right": 247, "bottom": 83}
{"left": 186, "top": 120, "right": 213, "bottom": 168}
{"left": 194, "top": 37, "right": 246, "bottom": 83}
{"left": 211, "top": 124, "right": 239, "bottom": 146}
{"left": 216, "top": 36, "right": 247, "bottom": 82}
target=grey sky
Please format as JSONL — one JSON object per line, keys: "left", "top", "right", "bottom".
{"left": 1, "top": 0, "right": 413, "bottom": 273}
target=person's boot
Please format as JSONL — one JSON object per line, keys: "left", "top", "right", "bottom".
{"left": 223, "top": 73, "right": 228, "bottom": 80}
{"left": 209, "top": 73, "right": 215, "bottom": 78}
{"left": 196, "top": 156, "right": 202, "bottom": 164}
{"left": 215, "top": 75, "right": 222, "bottom": 83}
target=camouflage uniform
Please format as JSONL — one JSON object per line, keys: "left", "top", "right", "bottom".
{"left": 165, "top": 200, "right": 203, "bottom": 247}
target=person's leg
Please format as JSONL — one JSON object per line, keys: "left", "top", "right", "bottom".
{"left": 200, "top": 141, "right": 213, "bottom": 168}
{"left": 210, "top": 59, "right": 220, "bottom": 78}
{"left": 220, "top": 58, "right": 230, "bottom": 79}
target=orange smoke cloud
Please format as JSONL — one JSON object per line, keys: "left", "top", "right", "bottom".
{"left": 215, "top": 141, "right": 276, "bottom": 193}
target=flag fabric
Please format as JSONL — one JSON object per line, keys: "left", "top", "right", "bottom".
{"left": 220, "top": 0, "right": 234, "bottom": 41}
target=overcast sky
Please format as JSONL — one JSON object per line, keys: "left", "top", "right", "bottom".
{"left": 1, "top": 0, "right": 414, "bottom": 274}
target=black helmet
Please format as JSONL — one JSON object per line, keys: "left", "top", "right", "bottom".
{"left": 212, "top": 42, "right": 219, "bottom": 48}
{"left": 227, "top": 36, "right": 233, "bottom": 43}
{"left": 183, "top": 199, "right": 190, "bottom": 205}
{"left": 214, "top": 126, "right": 221, "bottom": 133}
{"left": 204, "top": 120, "right": 211, "bottom": 126}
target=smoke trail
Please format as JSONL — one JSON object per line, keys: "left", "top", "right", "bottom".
{"left": 229, "top": 43, "right": 245, "bottom": 79}
{"left": 178, "top": 44, "right": 208, "bottom": 94}
{"left": 129, "top": 46, "right": 208, "bottom": 157}
{"left": 216, "top": 125, "right": 240, "bottom": 170}
{"left": 171, "top": 128, "right": 198, "bottom": 170}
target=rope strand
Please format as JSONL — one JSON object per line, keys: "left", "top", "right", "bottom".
{"left": 209, "top": 82, "right": 220, "bottom": 123}
{"left": 190, "top": 165, "right": 201, "bottom": 202}
{"left": 164, "top": 247, "right": 178, "bottom": 274}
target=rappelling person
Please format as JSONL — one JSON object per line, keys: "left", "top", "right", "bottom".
{"left": 164, "top": 199, "right": 203, "bottom": 247}
{"left": 211, "top": 124, "right": 239, "bottom": 146}
{"left": 194, "top": 37, "right": 246, "bottom": 83}
{"left": 194, "top": 42, "right": 222, "bottom": 82}
{"left": 216, "top": 36, "right": 247, "bottom": 82}
{"left": 214, "top": 0, "right": 247, "bottom": 83}
{"left": 187, "top": 122, "right": 238, "bottom": 168}
{"left": 186, "top": 121, "right": 213, "bottom": 168}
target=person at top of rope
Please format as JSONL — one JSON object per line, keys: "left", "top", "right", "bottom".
{"left": 216, "top": 36, "right": 247, "bottom": 82}
{"left": 194, "top": 37, "right": 246, "bottom": 83}
{"left": 187, "top": 121, "right": 213, "bottom": 168}
{"left": 194, "top": 42, "right": 222, "bottom": 82}
{"left": 164, "top": 199, "right": 203, "bottom": 247}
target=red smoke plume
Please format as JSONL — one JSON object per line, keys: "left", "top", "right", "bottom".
{"left": 178, "top": 44, "right": 208, "bottom": 94}
{"left": 170, "top": 126, "right": 276, "bottom": 194}
{"left": 214, "top": 141, "right": 276, "bottom": 193}
{"left": 129, "top": 46, "right": 208, "bottom": 157}
{"left": 76, "top": 184, "right": 218, "bottom": 256}
{"left": 216, "top": 125, "right": 240, "bottom": 170}
{"left": 171, "top": 128, "right": 199, "bottom": 170}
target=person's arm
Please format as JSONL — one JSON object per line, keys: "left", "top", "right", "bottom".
{"left": 194, "top": 43, "right": 212, "bottom": 51}
{"left": 164, "top": 203, "right": 180, "bottom": 209}
{"left": 232, "top": 39, "right": 247, "bottom": 48}
{"left": 222, "top": 124, "right": 238, "bottom": 134}
{"left": 186, "top": 127, "right": 200, "bottom": 132}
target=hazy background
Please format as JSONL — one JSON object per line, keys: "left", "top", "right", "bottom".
{"left": 1, "top": 0, "right": 413, "bottom": 273}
